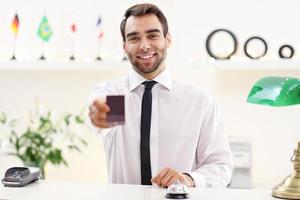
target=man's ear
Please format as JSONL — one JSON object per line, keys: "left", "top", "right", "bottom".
{"left": 166, "top": 33, "right": 171, "bottom": 48}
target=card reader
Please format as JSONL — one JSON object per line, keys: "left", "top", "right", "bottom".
{"left": 1, "top": 167, "right": 41, "bottom": 187}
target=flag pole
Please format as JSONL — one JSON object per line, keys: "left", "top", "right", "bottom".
{"left": 39, "top": 11, "right": 46, "bottom": 60}
{"left": 95, "top": 15, "right": 103, "bottom": 61}
{"left": 10, "top": 12, "right": 19, "bottom": 60}
{"left": 39, "top": 41, "right": 46, "bottom": 60}
{"left": 69, "top": 12, "right": 76, "bottom": 61}
{"left": 10, "top": 34, "right": 17, "bottom": 60}
{"left": 69, "top": 36, "right": 75, "bottom": 61}
{"left": 96, "top": 38, "right": 102, "bottom": 61}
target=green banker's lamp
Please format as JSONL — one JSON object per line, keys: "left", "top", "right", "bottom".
{"left": 247, "top": 76, "right": 300, "bottom": 199}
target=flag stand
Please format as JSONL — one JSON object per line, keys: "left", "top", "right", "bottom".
{"left": 69, "top": 25, "right": 76, "bottom": 61}
{"left": 11, "top": 35, "right": 16, "bottom": 60}
{"left": 10, "top": 54, "right": 16, "bottom": 60}
{"left": 95, "top": 16, "right": 103, "bottom": 61}
{"left": 39, "top": 41, "right": 46, "bottom": 60}
{"left": 39, "top": 54, "right": 46, "bottom": 60}
{"left": 96, "top": 55, "right": 102, "bottom": 61}
{"left": 69, "top": 54, "right": 75, "bottom": 61}
{"left": 10, "top": 14, "right": 18, "bottom": 61}
{"left": 122, "top": 55, "right": 127, "bottom": 61}
{"left": 95, "top": 40, "right": 102, "bottom": 61}
{"left": 69, "top": 38, "right": 75, "bottom": 61}
{"left": 69, "top": 45, "right": 75, "bottom": 61}
{"left": 11, "top": 37, "right": 16, "bottom": 60}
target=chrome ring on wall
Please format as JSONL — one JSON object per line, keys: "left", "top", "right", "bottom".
{"left": 278, "top": 44, "right": 294, "bottom": 59}
{"left": 205, "top": 28, "right": 238, "bottom": 60}
{"left": 243, "top": 36, "right": 268, "bottom": 59}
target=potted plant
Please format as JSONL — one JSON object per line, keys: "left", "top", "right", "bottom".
{"left": 0, "top": 105, "right": 87, "bottom": 178}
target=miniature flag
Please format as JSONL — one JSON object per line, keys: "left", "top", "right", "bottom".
{"left": 11, "top": 14, "right": 20, "bottom": 34}
{"left": 96, "top": 16, "right": 102, "bottom": 27}
{"left": 37, "top": 16, "right": 53, "bottom": 42}
{"left": 98, "top": 31, "right": 104, "bottom": 39}
{"left": 71, "top": 23, "right": 76, "bottom": 33}
{"left": 96, "top": 16, "right": 104, "bottom": 40}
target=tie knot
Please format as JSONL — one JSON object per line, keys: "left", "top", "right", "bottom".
{"left": 143, "top": 81, "right": 157, "bottom": 90}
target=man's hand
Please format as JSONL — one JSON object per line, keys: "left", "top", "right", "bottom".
{"left": 89, "top": 98, "right": 111, "bottom": 128}
{"left": 151, "top": 168, "right": 194, "bottom": 188}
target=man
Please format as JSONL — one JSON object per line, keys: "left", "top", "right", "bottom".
{"left": 89, "top": 3, "right": 232, "bottom": 188}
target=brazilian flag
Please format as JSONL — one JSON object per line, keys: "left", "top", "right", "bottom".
{"left": 37, "top": 16, "right": 53, "bottom": 42}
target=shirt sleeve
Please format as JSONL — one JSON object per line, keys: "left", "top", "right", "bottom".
{"left": 188, "top": 97, "right": 233, "bottom": 188}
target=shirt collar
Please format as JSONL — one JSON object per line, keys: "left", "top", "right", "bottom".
{"left": 128, "top": 67, "right": 172, "bottom": 92}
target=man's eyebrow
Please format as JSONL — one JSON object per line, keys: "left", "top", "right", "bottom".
{"left": 126, "top": 31, "right": 139, "bottom": 38}
{"left": 146, "top": 29, "right": 161, "bottom": 34}
{"left": 126, "top": 29, "right": 162, "bottom": 38}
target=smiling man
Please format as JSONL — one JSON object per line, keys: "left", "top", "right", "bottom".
{"left": 89, "top": 3, "right": 233, "bottom": 188}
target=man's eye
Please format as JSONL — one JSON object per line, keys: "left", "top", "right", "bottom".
{"left": 128, "top": 37, "right": 139, "bottom": 41}
{"left": 149, "top": 34, "right": 159, "bottom": 39}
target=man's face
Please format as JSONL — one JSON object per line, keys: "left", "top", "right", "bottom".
{"left": 123, "top": 14, "right": 171, "bottom": 77}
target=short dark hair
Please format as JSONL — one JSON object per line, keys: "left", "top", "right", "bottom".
{"left": 120, "top": 3, "right": 169, "bottom": 42}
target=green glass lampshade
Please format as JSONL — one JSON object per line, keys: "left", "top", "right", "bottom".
{"left": 247, "top": 76, "right": 300, "bottom": 106}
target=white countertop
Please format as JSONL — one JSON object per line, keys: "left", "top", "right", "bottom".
{"left": 0, "top": 180, "right": 278, "bottom": 200}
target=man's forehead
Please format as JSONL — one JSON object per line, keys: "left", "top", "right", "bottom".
{"left": 125, "top": 14, "right": 163, "bottom": 35}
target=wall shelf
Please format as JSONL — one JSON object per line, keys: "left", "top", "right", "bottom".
{"left": 0, "top": 60, "right": 131, "bottom": 71}
{"left": 184, "top": 59, "right": 300, "bottom": 71}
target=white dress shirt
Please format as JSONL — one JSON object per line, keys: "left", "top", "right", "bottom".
{"left": 89, "top": 68, "right": 233, "bottom": 188}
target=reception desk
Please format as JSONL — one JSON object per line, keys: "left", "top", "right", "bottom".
{"left": 1, "top": 180, "right": 277, "bottom": 200}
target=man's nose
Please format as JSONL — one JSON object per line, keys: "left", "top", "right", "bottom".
{"left": 139, "top": 39, "right": 151, "bottom": 51}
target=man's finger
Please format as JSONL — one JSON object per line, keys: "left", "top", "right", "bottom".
{"left": 166, "top": 176, "right": 180, "bottom": 187}
{"left": 92, "top": 99, "right": 110, "bottom": 112}
{"left": 154, "top": 168, "right": 171, "bottom": 186}
{"left": 89, "top": 110, "right": 110, "bottom": 128}
{"left": 89, "top": 104, "right": 99, "bottom": 114}
{"left": 160, "top": 170, "right": 174, "bottom": 187}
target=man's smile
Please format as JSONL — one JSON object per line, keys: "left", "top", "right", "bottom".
{"left": 137, "top": 53, "right": 157, "bottom": 60}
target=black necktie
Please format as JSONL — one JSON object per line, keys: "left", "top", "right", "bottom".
{"left": 140, "top": 81, "right": 157, "bottom": 185}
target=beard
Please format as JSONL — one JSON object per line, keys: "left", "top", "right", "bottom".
{"left": 127, "top": 47, "right": 167, "bottom": 74}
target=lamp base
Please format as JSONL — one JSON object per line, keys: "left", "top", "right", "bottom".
{"left": 272, "top": 173, "right": 300, "bottom": 199}
{"left": 272, "top": 141, "right": 300, "bottom": 199}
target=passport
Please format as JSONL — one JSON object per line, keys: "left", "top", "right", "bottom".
{"left": 106, "top": 95, "right": 125, "bottom": 125}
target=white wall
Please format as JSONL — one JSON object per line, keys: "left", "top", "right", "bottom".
{"left": 1, "top": 0, "right": 300, "bottom": 189}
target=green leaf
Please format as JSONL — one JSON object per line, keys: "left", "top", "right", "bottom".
{"left": 47, "top": 111, "right": 51, "bottom": 118}
{"left": 62, "top": 158, "right": 68, "bottom": 167}
{"left": 48, "top": 149, "right": 63, "bottom": 165}
{"left": 75, "top": 116, "right": 84, "bottom": 124}
{"left": 78, "top": 137, "right": 88, "bottom": 146}
{"left": 68, "top": 145, "right": 81, "bottom": 153}
{"left": 39, "top": 117, "right": 52, "bottom": 132}
{"left": 64, "top": 114, "right": 71, "bottom": 125}
{"left": 0, "top": 111, "right": 6, "bottom": 123}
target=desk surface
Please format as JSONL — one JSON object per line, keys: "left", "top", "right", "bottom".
{"left": 1, "top": 180, "right": 277, "bottom": 200}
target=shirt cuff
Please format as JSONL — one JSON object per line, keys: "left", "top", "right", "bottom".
{"left": 183, "top": 172, "right": 195, "bottom": 187}
{"left": 189, "top": 172, "right": 207, "bottom": 187}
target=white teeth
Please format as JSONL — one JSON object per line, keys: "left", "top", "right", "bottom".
{"left": 140, "top": 55, "right": 153, "bottom": 59}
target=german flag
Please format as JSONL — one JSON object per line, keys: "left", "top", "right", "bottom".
{"left": 11, "top": 13, "right": 19, "bottom": 34}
